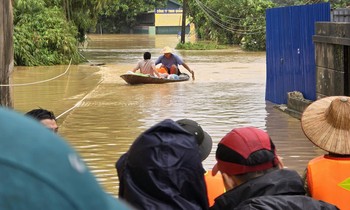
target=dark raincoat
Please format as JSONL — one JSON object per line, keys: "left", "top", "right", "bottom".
{"left": 116, "top": 119, "right": 209, "bottom": 210}
{"left": 210, "top": 169, "right": 338, "bottom": 210}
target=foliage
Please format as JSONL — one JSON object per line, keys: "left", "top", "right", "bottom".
{"left": 176, "top": 42, "right": 228, "bottom": 50}
{"left": 187, "top": 0, "right": 275, "bottom": 51}
{"left": 13, "top": 0, "right": 81, "bottom": 66}
{"left": 66, "top": 0, "right": 110, "bottom": 41}
{"left": 13, "top": 0, "right": 46, "bottom": 17}
{"left": 41, "top": 0, "right": 110, "bottom": 41}
{"left": 98, "top": 0, "right": 167, "bottom": 33}
{"left": 187, "top": 0, "right": 348, "bottom": 51}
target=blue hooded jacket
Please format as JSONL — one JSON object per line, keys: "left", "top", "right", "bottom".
{"left": 116, "top": 119, "right": 209, "bottom": 210}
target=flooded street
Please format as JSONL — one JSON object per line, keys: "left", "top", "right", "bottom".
{"left": 11, "top": 34, "right": 324, "bottom": 197}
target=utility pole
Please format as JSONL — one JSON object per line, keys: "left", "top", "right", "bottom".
{"left": 180, "top": 0, "right": 187, "bottom": 44}
{"left": 0, "top": 0, "right": 14, "bottom": 107}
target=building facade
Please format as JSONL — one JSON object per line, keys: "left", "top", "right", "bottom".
{"left": 135, "top": 0, "right": 190, "bottom": 35}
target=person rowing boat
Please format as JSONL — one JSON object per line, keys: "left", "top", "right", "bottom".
{"left": 155, "top": 46, "right": 195, "bottom": 80}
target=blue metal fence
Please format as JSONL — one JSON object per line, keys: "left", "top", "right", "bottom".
{"left": 265, "top": 3, "right": 331, "bottom": 104}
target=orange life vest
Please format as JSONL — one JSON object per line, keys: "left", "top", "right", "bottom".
{"left": 157, "top": 67, "right": 168, "bottom": 74}
{"left": 307, "top": 155, "right": 350, "bottom": 210}
{"left": 204, "top": 170, "right": 225, "bottom": 207}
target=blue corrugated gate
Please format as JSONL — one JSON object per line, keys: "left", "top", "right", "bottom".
{"left": 265, "top": 3, "right": 330, "bottom": 104}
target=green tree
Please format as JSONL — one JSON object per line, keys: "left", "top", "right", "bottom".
{"left": 187, "top": 0, "right": 275, "bottom": 51}
{"left": 187, "top": 0, "right": 348, "bottom": 51}
{"left": 13, "top": 0, "right": 81, "bottom": 66}
{"left": 13, "top": 0, "right": 111, "bottom": 66}
{"left": 98, "top": 0, "right": 166, "bottom": 33}
{"left": 42, "top": 0, "right": 111, "bottom": 41}
{"left": 271, "top": 0, "right": 349, "bottom": 8}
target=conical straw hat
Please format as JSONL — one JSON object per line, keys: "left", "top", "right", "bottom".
{"left": 161, "top": 46, "right": 173, "bottom": 54}
{"left": 301, "top": 96, "right": 350, "bottom": 155}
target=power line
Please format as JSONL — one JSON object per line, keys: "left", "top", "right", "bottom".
{"left": 194, "top": 0, "right": 266, "bottom": 34}
{"left": 196, "top": 0, "right": 265, "bottom": 21}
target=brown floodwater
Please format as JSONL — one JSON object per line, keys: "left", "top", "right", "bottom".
{"left": 11, "top": 34, "right": 325, "bottom": 197}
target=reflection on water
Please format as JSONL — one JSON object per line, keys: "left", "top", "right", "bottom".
{"left": 11, "top": 34, "right": 324, "bottom": 197}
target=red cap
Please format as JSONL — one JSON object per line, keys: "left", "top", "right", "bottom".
{"left": 212, "top": 127, "right": 279, "bottom": 176}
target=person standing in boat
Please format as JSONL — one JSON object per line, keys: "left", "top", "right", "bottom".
{"left": 155, "top": 46, "right": 195, "bottom": 80}
{"left": 132, "top": 52, "right": 161, "bottom": 78}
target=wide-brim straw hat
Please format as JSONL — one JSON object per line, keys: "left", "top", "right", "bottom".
{"left": 301, "top": 96, "right": 350, "bottom": 155}
{"left": 161, "top": 46, "right": 173, "bottom": 54}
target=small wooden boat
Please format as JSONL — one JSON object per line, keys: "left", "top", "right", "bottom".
{"left": 120, "top": 73, "right": 190, "bottom": 85}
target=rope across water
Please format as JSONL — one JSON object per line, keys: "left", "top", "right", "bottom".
{"left": 56, "top": 79, "right": 103, "bottom": 119}
{"left": 0, "top": 59, "right": 72, "bottom": 87}
{"left": 0, "top": 58, "right": 102, "bottom": 120}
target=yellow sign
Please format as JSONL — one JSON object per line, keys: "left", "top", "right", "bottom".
{"left": 155, "top": 13, "right": 189, "bottom": 27}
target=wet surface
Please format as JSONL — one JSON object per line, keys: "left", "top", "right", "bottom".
{"left": 11, "top": 34, "right": 325, "bottom": 196}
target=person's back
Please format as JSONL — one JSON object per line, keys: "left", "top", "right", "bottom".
{"left": 211, "top": 169, "right": 338, "bottom": 210}
{"left": 306, "top": 155, "right": 350, "bottom": 210}
{"left": 116, "top": 119, "right": 209, "bottom": 210}
{"left": 132, "top": 52, "right": 160, "bottom": 77}
{"left": 210, "top": 127, "right": 338, "bottom": 210}
{"left": 302, "top": 96, "right": 350, "bottom": 210}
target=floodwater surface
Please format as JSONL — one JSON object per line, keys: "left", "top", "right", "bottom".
{"left": 11, "top": 34, "right": 324, "bottom": 196}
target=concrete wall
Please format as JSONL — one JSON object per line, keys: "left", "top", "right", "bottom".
{"left": 331, "top": 8, "right": 350, "bottom": 22}
{"left": 313, "top": 22, "right": 350, "bottom": 98}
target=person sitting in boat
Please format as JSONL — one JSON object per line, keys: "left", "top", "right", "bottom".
{"left": 132, "top": 52, "right": 161, "bottom": 78}
{"left": 115, "top": 119, "right": 213, "bottom": 210}
{"left": 155, "top": 46, "right": 195, "bottom": 80}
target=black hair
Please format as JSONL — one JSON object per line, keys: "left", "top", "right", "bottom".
{"left": 25, "top": 108, "right": 56, "bottom": 121}
{"left": 144, "top": 52, "right": 151, "bottom": 60}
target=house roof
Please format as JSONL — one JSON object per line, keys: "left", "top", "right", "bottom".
{"left": 167, "top": 0, "right": 181, "bottom": 8}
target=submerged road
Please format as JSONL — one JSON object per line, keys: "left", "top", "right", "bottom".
{"left": 12, "top": 34, "right": 325, "bottom": 196}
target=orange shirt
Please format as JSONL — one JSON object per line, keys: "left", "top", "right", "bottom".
{"left": 204, "top": 170, "right": 225, "bottom": 207}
